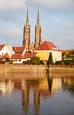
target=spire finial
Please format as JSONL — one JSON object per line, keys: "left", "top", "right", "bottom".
{"left": 37, "top": 4, "right": 40, "bottom": 26}
{"left": 26, "top": 4, "right": 29, "bottom": 25}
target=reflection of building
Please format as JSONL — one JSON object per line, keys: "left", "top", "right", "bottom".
{"left": 22, "top": 78, "right": 50, "bottom": 113}
{"left": 63, "top": 78, "right": 74, "bottom": 88}
{"left": 0, "top": 79, "right": 14, "bottom": 94}
{"left": 22, "top": 80, "right": 29, "bottom": 112}
{"left": 21, "top": 77, "right": 62, "bottom": 113}
{"left": 39, "top": 78, "right": 51, "bottom": 97}
{"left": 62, "top": 78, "right": 74, "bottom": 95}
{"left": 52, "top": 78, "right": 62, "bottom": 93}
{"left": 34, "top": 89, "right": 40, "bottom": 111}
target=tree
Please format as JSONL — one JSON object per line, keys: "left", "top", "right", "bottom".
{"left": 47, "top": 52, "right": 53, "bottom": 65}
{"left": 30, "top": 56, "right": 41, "bottom": 65}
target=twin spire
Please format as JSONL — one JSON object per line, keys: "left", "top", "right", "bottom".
{"left": 26, "top": 4, "right": 29, "bottom": 25}
{"left": 37, "top": 5, "right": 40, "bottom": 26}
{"left": 26, "top": 4, "right": 40, "bottom": 26}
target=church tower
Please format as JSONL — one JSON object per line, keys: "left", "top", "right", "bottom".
{"left": 35, "top": 6, "right": 42, "bottom": 48}
{"left": 23, "top": 5, "right": 30, "bottom": 51}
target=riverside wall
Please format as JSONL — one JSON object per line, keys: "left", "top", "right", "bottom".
{"left": 0, "top": 64, "right": 74, "bottom": 77}
{"left": 47, "top": 65, "right": 74, "bottom": 77}
{"left": 0, "top": 64, "right": 46, "bottom": 74}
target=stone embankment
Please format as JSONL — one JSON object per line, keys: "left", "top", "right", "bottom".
{"left": 0, "top": 64, "right": 46, "bottom": 74}
{"left": 47, "top": 65, "right": 74, "bottom": 77}
{"left": 0, "top": 64, "right": 74, "bottom": 77}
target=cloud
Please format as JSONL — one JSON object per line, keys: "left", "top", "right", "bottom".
{"left": 0, "top": 0, "right": 26, "bottom": 11}
{"left": 0, "top": 27, "right": 22, "bottom": 46}
{"left": 31, "top": 0, "right": 74, "bottom": 11}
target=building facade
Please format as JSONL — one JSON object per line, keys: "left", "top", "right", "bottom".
{"left": 35, "top": 41, "right": 62, "bottom": 63}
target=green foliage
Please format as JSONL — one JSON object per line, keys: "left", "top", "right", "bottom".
{"left": 47, "top": 52, "right": 53, "bottom": 65}
{"left": 55, "top": 61, "right": 64, "bottom": 65}
{"left": 30, "top": 56, "right": 41, "bottom": 65}
{"left": 62, "top": 49, "right": 74, "bottom": 65}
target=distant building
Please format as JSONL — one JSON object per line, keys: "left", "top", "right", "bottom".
{"left": 22, "top": 5, "right": 42, "bottom": 51}
{"left": 13, "top": 46, "right": 26, "bottom": 55}
{"left": 0, "top": 44, "right": 13, "bottom": 58}
{"left": 22, "top": 5, "right": 30, "bottom": 51}
{"left": 10, "top": 51, "right": 36, "bottom": 64}
{"left": 35, "top": 6, "right": 42, "bottom": 48}
{"left": 35, "top": 41, "right": 62, "bottom": 63}
{"left": 0, "top": 6, "right": 63, "bottom": 63}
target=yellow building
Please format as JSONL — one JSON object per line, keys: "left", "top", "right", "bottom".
{"left": 35, "top": 41, "right": 62, "bottom": 63}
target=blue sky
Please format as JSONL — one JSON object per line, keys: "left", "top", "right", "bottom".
{"left": 0, "top": 0, "right": 74, "bottom": 50}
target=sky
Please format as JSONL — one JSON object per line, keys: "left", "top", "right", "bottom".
{"left": 0, "top": 0, "right": 74, "bottom": 50}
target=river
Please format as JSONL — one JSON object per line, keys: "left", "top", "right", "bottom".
{"left": 0, "top": 72, "right": 74, "bottom": 115}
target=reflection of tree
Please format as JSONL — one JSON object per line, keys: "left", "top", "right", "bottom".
{"left": 47, "top": 76, "right": 52, "bottom": 91}
{"left": 46, "top": 72, "right": 52, "bottom": 91}
{"left": 62, "top": 78, "right": 74, "bottom": 95}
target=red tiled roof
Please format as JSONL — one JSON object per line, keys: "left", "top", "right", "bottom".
{"left": 11, "top": 54, "right": 24, "bottom": 59}
{"left": 13, "top": 46, "right": 25, "bottom": 53}
{"left": 0, "top": 45, "right": 5, "bottom": 50}
{"left": 24, "top": 52, "right": 36, "bottom": 58}
{"left": 62, "top": 50, "right": 70, "bottom": 54}
{"left": 36, "top": 41, "right": 59, "bottom": 50}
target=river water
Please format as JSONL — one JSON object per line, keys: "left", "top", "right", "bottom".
{"left": 0, "top": 73, "right": 74, "bottom": 115}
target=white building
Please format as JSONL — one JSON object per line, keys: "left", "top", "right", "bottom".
{"left": 0, "top": 44, "right": 14, "bottom": 58}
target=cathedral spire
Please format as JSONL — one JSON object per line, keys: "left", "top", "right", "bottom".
{"left": 37, "top": 4, "right": 40, "bottom": 26}
{"left": 26, "top": 4, "right": 29, "bottom": 25}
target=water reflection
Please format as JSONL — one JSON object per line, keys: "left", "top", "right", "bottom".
{"left": 0, "top": 79, "right": 14, "bottom": 94}
{"left": 0, "top": 73, "right": 74, "bottom": 115}
{"left": 62, "top": 78, "right": 74, "bottom": 95}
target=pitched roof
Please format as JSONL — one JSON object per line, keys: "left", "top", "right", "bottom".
{"left": 13, "top": 46, "right": 25, "bottom": 53}
{"left": 62, "top": 50, "right": 70, "bottom": 54}
{"left": 11, "top": 52, "right": 36, "bottom": 59}
{"left": 36, "top": 41, "right": 59, "bottom": 51}
{"left": 0, "top": 45, "right": 5, "bottom": 50}
{"left": 11, "top": 54, "right": 24, "bottom": 59}
{"left": 24, "top": 52, "right": 36, "bottom": 58}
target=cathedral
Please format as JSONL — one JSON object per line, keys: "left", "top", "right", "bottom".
{"left": 22, "top": 5, "right": 62, "bottom": 63}
{"left": 22, "top": 5, "right": 42, "bottom": 51}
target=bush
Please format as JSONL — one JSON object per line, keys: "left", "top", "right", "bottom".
{"left": 30, "top": 56, "right": 41, "bottom": 65}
